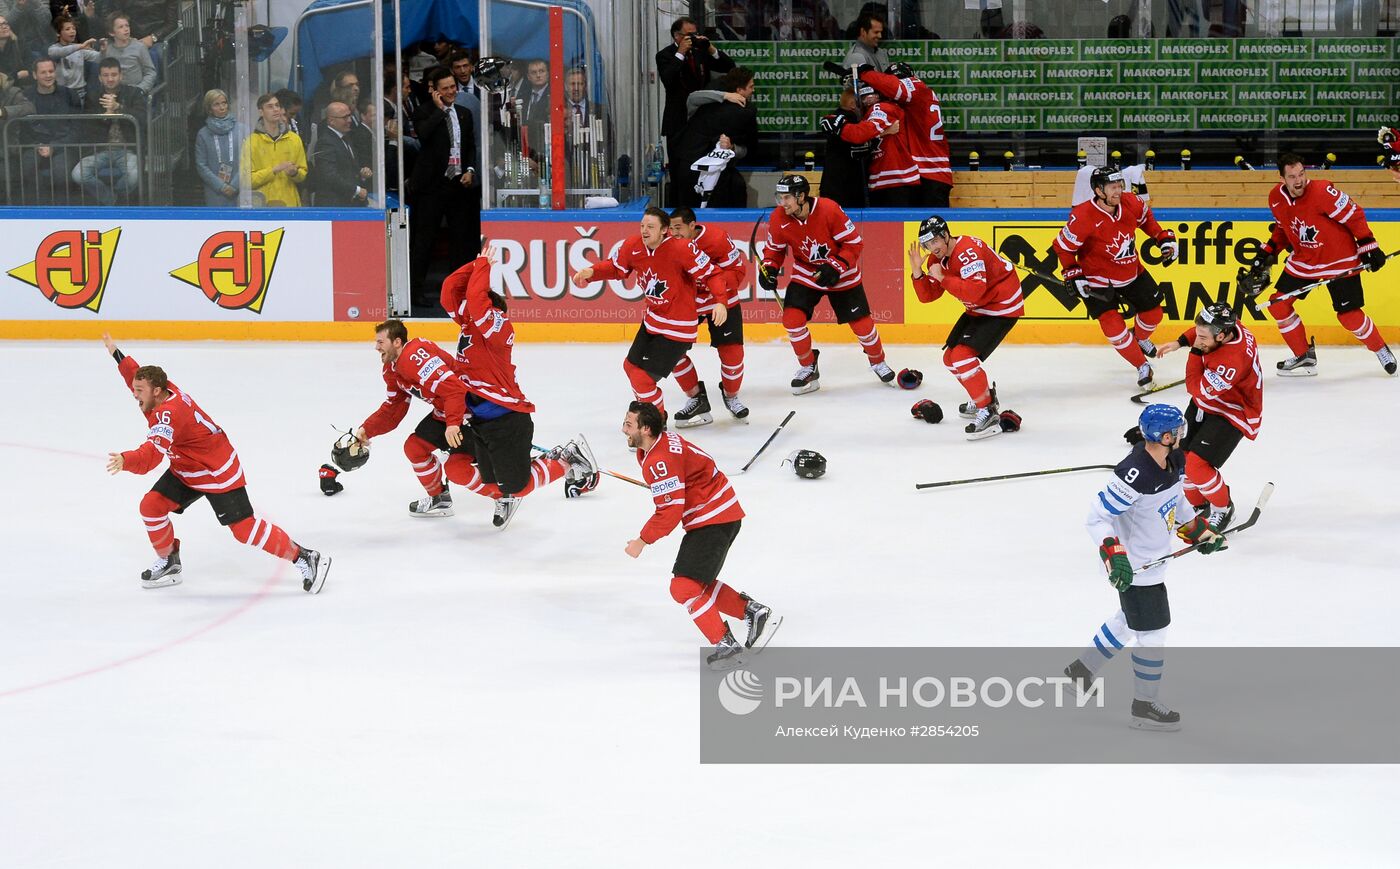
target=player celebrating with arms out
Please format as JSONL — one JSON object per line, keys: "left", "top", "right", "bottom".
{"left": 1237, "top": 152, "right": 1395, "bottom": 377}
{"left": 760, "top": 173, "right": 896, "bottom": 394}
{"left": 571, "top": 207, "right": 721, "bottom": 418}
{"left": 102, "top": 334, "right": 330, "bottom": 592}
{"left": 1155, "top": 304, "right": 1262, "bottom": 531}
{"left": 1054, "top": 167, "right": 1178, "bottom": 389}
{"left": 667, "top": 207, "right": 751, "bottom": 426}
{"left": 622, "top": 401, "right": 775, "bottom": 669}
{"left": 909, "top": 215, "right": 1024, "bottom": 440}
{"left": 1063, "top": 403, "right": 1225, "bottom": 732}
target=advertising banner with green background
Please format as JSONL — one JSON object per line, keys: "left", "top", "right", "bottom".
{"left": 715, "top": 38, "right": 1398, "bottom": 132}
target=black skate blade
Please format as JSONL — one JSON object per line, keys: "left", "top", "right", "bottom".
{"left": 1129, "top": 378, "right": 1186, "bottom": 404}
{"left": 739, "top": 616, "right": 783, "bottom": 663}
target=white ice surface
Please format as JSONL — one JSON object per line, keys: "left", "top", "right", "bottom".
{"left": 1, "top": 339, "right": 1396, "bottom": 868}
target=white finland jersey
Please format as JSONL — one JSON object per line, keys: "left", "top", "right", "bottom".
{"left": 1085, "top": 444, "right": 1186, "bottom": 586}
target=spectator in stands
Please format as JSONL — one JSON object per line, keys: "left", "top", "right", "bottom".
{"left": 0, "top": 13, "right": 30, "bottom": 82}
{"left": 673, "top": 66, "right": 756, "bottom": 208}
{"left": 4, "top": 0, "right": 49, "bottom": 63}
{"left": 448, "top": 49, "right": 480, "bottom": 139}
{"left": 407, "top": 64, "right": 477, "bottom": 307}
{"left": 517, "top": 58, "right": 550, "bottom": 163}
{"left": 309, "top": 100, "right": 369, "bottom": 206}
{"left": 274, "top": 87, "right": 303, "bottom": 137}
{"left": 0, "top": 69, "right": 34, "bottom": 125}
{"left": 361, "top": 98, "right": 405, "bottom": 193}
{"left": 49, "top": 16, "right": 97, "bottom": 102}
{"left": 330, "top": 70, "right": 362, "bottom": 126}
{"left": 48, "top": 0, "right": 95, "bottom": 40}
{"left": 122, "top": 0, "right": 173, "bottom": 48}
{"left": 244, "top": 91, "right": 306, "bottom": 207}
{"left": 194, "top": 87, "right": 238, "bottom": 206}
{"left": 17, "top": 56, "right": 78, "bottom": 202}
{"left": 656, "top": 16, "right": 735, "bottom": 205}
{"left": 100, "top": 12, "right": 153, "bottom": 93}
{"left": 71, "top": 56, "right": 143, "bottom": 204}
{"left": 843, "top": 11, "right": 888, "bottom": 69}
{"left": 844, "top": 2, "right": 931, "bottom": 39}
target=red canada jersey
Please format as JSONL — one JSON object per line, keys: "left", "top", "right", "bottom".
{"left": 1266, "top": 179, "right": 1373, "bottom": 281}
{"left": 1181, "top": 324, "right": 1264, "bottom": 439}
{"left": 361, "top": 337, "right": 470, "bottom": 438}
{"left": 762, "top": 197, "right": 864, "bottom": 293}
{"left": 839, "top": 100, "right": 919, "bottom": 190}
{"left": 441, "top": 256, "right": 536, "bottom": 414}
{"left": 590, "top": 235, "right": 718, "bottom": 342}
{"left": 860, "top": 70, "right": 951, "bottom": 184}
{"left": 688, "top": 224, "right": 745, "bottom": 314}
{"left": 636, "top": 431, "right": 745, "bottom": 543}
{"left": 913, "top": 235, "right": 1024, "bottom": 317}
{"left": 116, "top": 356, "right": 244, "bottom": 493}
{"left": 1054, "top": 192, "right": 1169, "bottom": 288}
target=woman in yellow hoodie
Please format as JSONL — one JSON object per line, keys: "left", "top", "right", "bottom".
{"left": 244, "top": 92, "right": 307, "bottom": 206}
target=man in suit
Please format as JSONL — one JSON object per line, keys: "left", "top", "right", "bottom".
{"left": 673, "top": 67, "right": 756, "bottom": 208}
{"left": 308, "top": 100, "right": 369, "bottom": 206}
{"left": 516, "top": 58, "right": 549, "bottom": 159}
{"left": 655, "top": 16, "right": 733, "bottom": 205}
{"left": 408, "top": 64, "right": 478, "bottom": 307}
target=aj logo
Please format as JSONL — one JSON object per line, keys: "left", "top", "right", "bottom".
{"left": 7, "top": 228, "right": 121, "bottom": 313}
{"left": 170, "top": 229, "right": 284, "bottom": 313}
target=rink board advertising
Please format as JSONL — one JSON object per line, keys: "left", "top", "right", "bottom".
{"left": 0, "top": 215, "right": 387, "bottom": 323}
{"left": 725, "top": 37, "right": 1400, "bottom": 132}
{"left": 699, "top": 648, "right": 1400, "bottom": 763}
{"left": 482, "top": 215, "right": 1400, "bottom": 336}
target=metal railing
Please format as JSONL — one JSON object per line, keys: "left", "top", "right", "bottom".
{"left": 144, "top": 3, "right": 202, "bottom": 205}
{"left": 2, "top": 114, "right": 145, "bottom": 206}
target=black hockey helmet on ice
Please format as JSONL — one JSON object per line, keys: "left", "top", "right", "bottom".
{"left": 331, "top": 430, "right": 370, "bottom": 472}
{"left": 1195, "top": 302, "right": 1238, "bottom": 338}
{"left": 885, "top": 62, "right": 914, "bottom": 78}
{"left": 784, "top": 449, "right": 827, "bottom": 479}
{"left": 775, "top": 173, "right": 811, "bottom": 199}
{"left": 918, "top": 215, "right": 950, "bottom": 247}
{"left": 1090, "top": 167, "right": 1125, "bottom": 193}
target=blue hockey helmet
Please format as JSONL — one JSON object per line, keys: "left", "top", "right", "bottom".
{"left": 1138, "top": 403, "right": 1186, "bottom": 446}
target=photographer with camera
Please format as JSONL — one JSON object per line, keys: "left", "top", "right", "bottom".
{"left": 656, "top": 16, "right": 733, "bottom": 206}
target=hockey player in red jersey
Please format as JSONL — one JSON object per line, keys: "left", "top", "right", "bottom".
{"left": 1055, "top": 167, "right": 1179, "bottom": 388}
{"left": 666, "top": 207, "right": 750, "bottom": 427}
{"left": 909, "top": 216, "right": 1024, "bottom": 440}
{"left": 571, "top": 206, "right": 721, "bottom": 417}
{"left": 834, "top": 77, "right": 920, "bottom": 207}
{"left": 440, "top": 245, "right": 600, "bottom": 524}
{"left": 102, "top": 334, "right": 330, "bottom": 592}
{"left": 858, "top": 62, "right": 952, "bottom": 207}
{"left": 621, "top": 401, "right": 775, "bottom": 669}
{"left": 1155, "top": 304, "right": 1263, "bottom": 531}
{"left": 1237, "top": 153, "right": 1395, "bottom": 377}
{"left": 760, "top": 173, "right": 896, "bottom": 393}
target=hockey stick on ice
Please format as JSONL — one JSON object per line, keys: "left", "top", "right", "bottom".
{"left": 1129, "top": 378, "right": 1186, "bottom": 404}
{"left": 1135, "top": 482, "right": 1275, "bottom": 571}
{"left": 738, "top": 410, "right": 796, "bottom": 473}
{"left": 915, "top": 463, "right": 1115, "bottom": 490}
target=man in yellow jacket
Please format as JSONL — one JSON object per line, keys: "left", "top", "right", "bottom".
{"left": 244, "top": 92, "right": 307, "bottom": 206}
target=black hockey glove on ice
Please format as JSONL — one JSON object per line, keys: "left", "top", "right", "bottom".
{"left": 319, "top": 464, "right": 344, "bottom": 496}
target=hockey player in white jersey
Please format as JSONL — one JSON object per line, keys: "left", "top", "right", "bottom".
{"left": 1063, "top": 404, "right": 1226, "bottom": 731}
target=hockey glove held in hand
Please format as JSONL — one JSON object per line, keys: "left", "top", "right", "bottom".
{"left": 819, "top": 114, "right": 847, "bottom": 136}
{"left": 1099, "top": 537, "right": 1134, "bottom": 591}
{"left": 1156, "top": 230, "right": 1178, "bottom": 266}
{"left": 1176, "top": 515, "right": 1227, "bottom": 554}
{"left": 813, "top": 261, "right": 842, "bottom": 287}
{"left": 319, "top": 464, "right": 344, "bottom": 496}
{"left": 757, "top": 263, "right": 780, "bottom": 292}
{"left": 1237, "top": 253, "right": 1274, "bottom": 296}
{"left": 1357, "top": 236, "right": 1386, "bottom": 272}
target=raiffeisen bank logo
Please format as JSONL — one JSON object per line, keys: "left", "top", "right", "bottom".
{"left": 718, "top": 669, "right": 764, "bottom": 715}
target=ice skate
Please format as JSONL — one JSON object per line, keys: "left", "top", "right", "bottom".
{"left": 492, "top": 495, "right": 521, "bottom": 529}
{"left": 674, "top": 382, "right": 713, "bottom": 428}
{"left": 790, "top": 348, "right": 820, "bottom": 395}
{"left": 1130, "top": 698, "right": 1181, "bottom": 731}
{"left": 965, "top": 405, "right": 1002, "bottom": 441}
{"left": 706, "top": 627, "right": 745, "bottom": 670}
{"left": 960, "top": 383, "right": 998, "bottom": 419}
{"left": 1276, "top": 338, "right": 1317, "bottom": 376}
{"left": 1062, "top": 660, "right": 1100, "bottom": 699}
{"left": 1136, "top": 362, "right": 1154, "bottom": 389}
{"left": 409, "top": 488, "right": 453, "bottom": 517}
{"left": 871, "top": 360, "right": 896, "bottom": 386}
{"left": 557, "top": 434, "right": 600, "bottom": 496}
{"left": 1207, "top": 500, "right": 1235, "bottom": 533}
{"left": 1137, "top": 337, "right": 1158, "bottom": 358}
{"left": 721, "top": 390, "right": 749, "bottom": 421}
{"left": 742, "top": 596, "right": 772, "bottom": 649}
{"left": 294, "top": 546, "right": 331, "bottom": 594}
{"left": 141, "top": 543, "right": 183, "bottom": 589}
{"left": 1377, "top": 344, "right": 1396, "bottom": 376}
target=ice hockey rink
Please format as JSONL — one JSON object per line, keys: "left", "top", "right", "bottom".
{"left": 2, "top": 338, "right": 1396, "bottom": 867}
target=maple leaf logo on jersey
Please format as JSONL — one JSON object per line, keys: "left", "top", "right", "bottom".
{"left": 800, "top": 238, "right": 832, "bottom": 263}
{"left": 639, "top": 269, "right": 669, "bottom": 300}
{"left": 1105, "top": 231, "right": 1136, "bottom": 262}
{"left": 1290, "top": 217, "right": 1320, "bottom": 247}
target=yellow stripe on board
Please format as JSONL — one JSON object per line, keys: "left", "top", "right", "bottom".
{"left": 1, "top": 320, "right": 1390, "bottom": 345}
